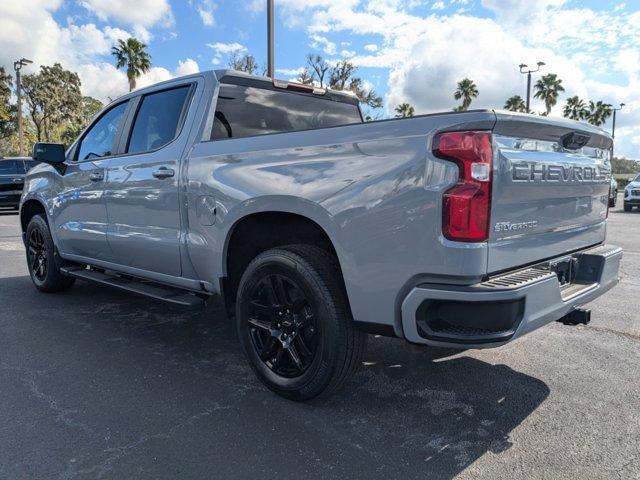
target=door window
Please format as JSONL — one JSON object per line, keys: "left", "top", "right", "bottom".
{"left": 0, "top": 160, "right": 24, "bottom": 175}
{"left": 127, "top": 86, "right": 191, "bottom": 154}
{"left": 77, "top": 101, "right": 128, "bottom": 161}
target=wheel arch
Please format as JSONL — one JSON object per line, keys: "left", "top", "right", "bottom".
{"left": 20, "top": 198, "right": 48, "bottom": 236}
{"left": 221, "top": 208, "right": 351, "bottom": 319}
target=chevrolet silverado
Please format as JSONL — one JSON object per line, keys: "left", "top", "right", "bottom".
{"left": 20, "top": 70, "right": 621, "bottom": 399}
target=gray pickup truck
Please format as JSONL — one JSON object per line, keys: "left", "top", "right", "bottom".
{"left": 20, "top": 70, "right": 621, "bottom": 400}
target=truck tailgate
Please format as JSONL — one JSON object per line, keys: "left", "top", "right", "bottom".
{"left": 488, "top": 112, "right": 613, "bottom": 273}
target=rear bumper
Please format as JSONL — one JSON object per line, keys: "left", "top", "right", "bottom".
{"left": 400, "top": 244, "right": 622, "bottom": 348}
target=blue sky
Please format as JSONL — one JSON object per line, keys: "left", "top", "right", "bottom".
{"left": 1, "top": 0, "right": 639, "bottom": 157}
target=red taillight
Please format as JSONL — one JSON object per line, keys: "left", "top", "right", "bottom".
{"left": 433, "top": 131, "right": 493, "bottom": 242}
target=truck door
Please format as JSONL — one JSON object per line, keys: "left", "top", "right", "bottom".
{"left": 103, "top": 84, "right": 194, "bottom": 277}
{"left": 55, "top": 100, "right": 129, "bottom": 260}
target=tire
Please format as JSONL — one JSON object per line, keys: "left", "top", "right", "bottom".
{"left": 609, "top": 196, "right": 616, "bottom": 208}
{"left": 25, "top": 214, "right": 75, "bottom": 293}
{"left": 236, "top": 245, "right": 366, "bottom": 401}
{"left": 624, "top": 203, "right": 632, "bottom": 212}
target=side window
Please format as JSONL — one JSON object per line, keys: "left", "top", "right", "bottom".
{"left": 0, "top": 160, "right": 23, "bottom": 175}
{"left": 127, "top": 86, "right": 191, "bottom": 154}
{"left": 77, "top": 101, "right": 128, "bottom": 161}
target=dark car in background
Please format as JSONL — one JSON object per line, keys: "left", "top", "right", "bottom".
{"left": 0, "top": 157, "right": 40, "bottom": 211}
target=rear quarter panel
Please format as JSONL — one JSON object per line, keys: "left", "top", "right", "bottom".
{"left": 185, "top": 111, "right": 497, "bottom": 331}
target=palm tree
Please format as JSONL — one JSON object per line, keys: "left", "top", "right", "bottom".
{"left": 504, "top": 95, "right": 526, "bottom": 113}
{"left": 585, "top": 101, "right": 613, "bottom": 126}
{"left": 563, "top": 96, "right": 588, "bottom": 120}
{"left": 111, "top": 37, "right": 152, "bottom": 91}
{"left": 394, "top": 103, "right": 415, "bottom": 118}
{"left": 453, "top": 78, "right": 478, "bottom": 111}
{"left": 533, "top": 73, "right": 565, "bottom": 115}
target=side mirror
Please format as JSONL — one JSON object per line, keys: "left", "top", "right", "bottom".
{"left": 32, "top": 143, "right": 65, "bottom": 164}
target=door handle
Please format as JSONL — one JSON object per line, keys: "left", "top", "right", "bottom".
{"left": 12, "top": 178, "right": 23, "bottom": 183}
{"left": 152, "top": 167, "right": 175, "bottom": 179}
{"left": 89, "top": 172, "right": 104, "bottom": 182}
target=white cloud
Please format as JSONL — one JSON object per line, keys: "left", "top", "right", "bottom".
{"left": 310, "top": 34, "right": 337, "bottom": 55}
{"left": 206, "top": 42, "right": 246, "bottom": 55}
{"left": 79, "top": 0, "right": 174, "bottom": 28}
{"left": 364, "top": 44, "right": 379, "bottom": 52}
{"left": 175, "top": 58, "right": 200, "bottom": 77}
{"left": 206, "top": 42, "right": 247, "bottom": 67}
{"left": 431, "top": 1, "right": 445, "bottom": 10}
{"left": 196, "top": 0, "right": 216, "bottom": 27}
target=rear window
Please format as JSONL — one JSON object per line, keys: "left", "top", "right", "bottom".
{"left": 211, "top": 83, "right": 362, "bottom": 140}
{"left": 0, "top": 160, "right": 24, "bottom": 175}
{"left": 127, "top": 85, "right": 191, "bottom": 154}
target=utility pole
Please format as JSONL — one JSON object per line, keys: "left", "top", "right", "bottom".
{"left": 13, "top": 58, "right": 33, "bottom": 156}
{"left": 267, "top": 0, "right": 274, "bottom": 78}
{"left": 519, "top": 61, "right": 545, "bottom": 114}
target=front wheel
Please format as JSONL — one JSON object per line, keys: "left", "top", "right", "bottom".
{"left": 236, "top": 245, "right": 366, "bottom": 401}
{"left": 25, "top": 214, "right": 75, "bottom": 292}
{"left": 624, "top": 203, "right": 632, "bottom": 212}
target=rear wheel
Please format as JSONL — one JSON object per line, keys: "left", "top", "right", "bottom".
{"left": 236, "top": 245, "right": 366, "bottom": 400}
{"left": 26, "top": 215, "right": 75, "bottom": 292}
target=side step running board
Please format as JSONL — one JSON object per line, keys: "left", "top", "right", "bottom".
{"left": 60, "top": 266, "right": 207, "bottom": 308}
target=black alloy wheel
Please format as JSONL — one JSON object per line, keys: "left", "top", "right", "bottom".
{"left": 236, "top": 245, "right": 367, "bottom": 400}
{"left": 27, "top": 227, "right": 48, "bottom": 282}
{"left": 25, "top": 214, "right": 75, "bottom": 292}
{"left": 247, "top": 273, "right": 318, "bottom": 378}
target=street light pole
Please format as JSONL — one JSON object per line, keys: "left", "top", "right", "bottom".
{"left": 611, "top": 103, "right": 625, "bottom": 159}
{"left": 611, "top": 103, "right": 624, "bottom": 139}
{"left": 519, "top": 61, "right": 545, "bottom": 114}
{"left": 267, "top": 0, "right": 274, "bottom": 78}
{"left": 13, "top": 58, "right": 33, "bottom": 156}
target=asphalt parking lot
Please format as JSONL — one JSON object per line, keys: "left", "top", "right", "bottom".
{"left": 0, "top": 199, "right": 638, "bottom": 480}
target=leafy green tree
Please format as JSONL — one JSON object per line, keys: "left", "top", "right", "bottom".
{"left": 228, "top": 53, "right": 261, "bottom": 75}
{"left": 585, "top": 100, "right": 612, "bottom": 126}
{"left": 394, "top": 103, "right": 415, "bottom": 118}
{"left": 22, "top": 63, "right": 82, "bottom": 142}
{"left": 453, "top": 78, "right": 479, "bottom": 111}
{"left": 112, "top": 37, "right": 152, "bottom": 91}
{"left": 504, "top": 95, "right": 526, "bottom": 113}
{"left": 0, "top": 67, "right": 16, "bottom": 140}
{"left": 533, "top": 73, "right": 565, "bottom": 115}
{"left": 612, "top": 157, "right": 640, "bottom": 174}
{"left": 563, "top": 95, "right": 588, "bottom": 120}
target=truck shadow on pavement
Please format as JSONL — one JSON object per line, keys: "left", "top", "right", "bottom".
{"left": 0, "top": 275, "right": 550, "bottom": 480}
